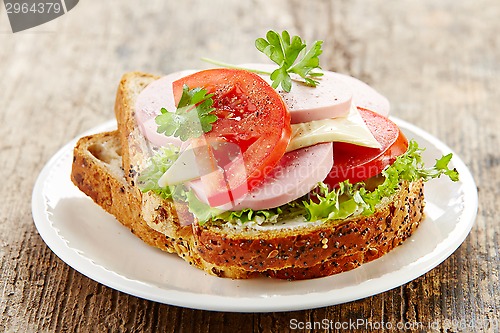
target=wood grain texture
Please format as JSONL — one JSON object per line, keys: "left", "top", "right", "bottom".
{"left": 0, "top": 0, "right": 498, "bottom": 332}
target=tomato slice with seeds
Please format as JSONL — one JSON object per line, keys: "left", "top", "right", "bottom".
{"left": 324, "top": 108, "right": 409, "bottom": 187}
{"left": 173, "top": 69, "right": 291, "bottom": 206}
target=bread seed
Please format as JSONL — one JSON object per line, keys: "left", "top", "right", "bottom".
{"left": 267, "top": 250, "right": 279, "bottom": 258}
{"left": 295, "top": 239, "right": 308, "bottom": 247}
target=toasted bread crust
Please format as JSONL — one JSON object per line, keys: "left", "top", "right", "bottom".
{"left": 114, "top": 72, "right": 159, "bottom": 188}
{"left": 193, "top": 180, "right": 424, "bottom": 274}
{"left": 113, "top": 73, "right": 190, "bottom": 240}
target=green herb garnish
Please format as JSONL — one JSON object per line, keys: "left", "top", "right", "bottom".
{"left": 202, "top": 29, "right": 323, "bottom": 92}
{"left": 155, "top": 84, "right": 217, "bottom": 141}
{"left": 255, "top": 30, "right": 323, "bottom": 92}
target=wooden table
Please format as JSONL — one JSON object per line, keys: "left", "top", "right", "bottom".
{"left": 1, "top": 1, "right": 497, "bottom": 332}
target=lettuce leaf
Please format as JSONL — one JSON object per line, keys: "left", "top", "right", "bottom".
{"left": 141, "top": 140, "right": 459, "bottom": 225}
{"left": 303, "top": 140, "right": 459, "bottom": 222}
{"left": 185, "top": 190, "right": 223, "bottom": 223}
{"left": 137, "top": 145, "right": 187, "bottom": 200}
{"left": 186, "top": 190, "right": 288, "bottom": 225}
{"left": 189, "top": 140, "right": 459, "bottom": 224}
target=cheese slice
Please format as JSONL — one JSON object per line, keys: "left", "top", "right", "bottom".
{"left": 286, "top": 103, "right": 381, "bottom": 152}
{"left": 158, "top": 148, "right": 199, "bottom": 187}
{"left": 158, "top": 141, "right": 220, "bottom": 187}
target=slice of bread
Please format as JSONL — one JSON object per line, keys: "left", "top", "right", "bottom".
{"left": 71, "top": 131, "right": 254, "bottom": 278}
{"left": 70, "top": 72, "right": 426, "bottom": 280}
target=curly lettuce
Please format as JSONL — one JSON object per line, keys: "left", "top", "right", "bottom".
{"left": 137, "top": 145, "right": 187, "bottom": 201}
{"left": 140, "top": 140, "right": 459, "bottom": 225}
{"left": 303, "top": 140, "right": 459, "bottom": 222}
{"left": 187, "top": 140, "right": 458, "bottom": 224}
{"left": 186, "top": 190, "right": 287, "bottom": 226}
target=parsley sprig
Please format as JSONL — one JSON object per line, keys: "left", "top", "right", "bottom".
{"left": 255, "top": 30, "right": 323, "bottom": 92}
{"left": 155, "top": 85, "right": 217, "bottom": 141}
{"left": 202, "top": 29, "right": 324, "bottom": 92}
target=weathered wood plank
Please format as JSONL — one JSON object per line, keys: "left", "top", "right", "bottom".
{"left": 0, "top": 0, "right": 497, "bottom": 332}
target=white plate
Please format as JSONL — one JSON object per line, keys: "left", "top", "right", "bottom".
{"left": 32, "top": 119, "right": 478, "bottom": 313}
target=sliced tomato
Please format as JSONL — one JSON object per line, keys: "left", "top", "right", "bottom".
{"left": 324, "top": 108, "right": 408, "bottom": 187}
{"left": 173, "top": 69, "right": 291, "bottom": 206}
